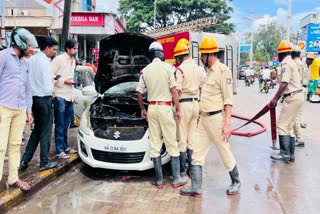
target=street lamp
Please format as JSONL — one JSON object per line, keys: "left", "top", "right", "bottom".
{"left": 242, "top": 15, "right": 264, "bottom": 67}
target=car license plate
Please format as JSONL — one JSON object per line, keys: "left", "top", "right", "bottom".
{"left": 104, "top": 145, "right": 127, "bottom": 152}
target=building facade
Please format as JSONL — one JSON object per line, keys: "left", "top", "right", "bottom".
{"left": 1, "top": 0, "right": 126, "bottom": 62}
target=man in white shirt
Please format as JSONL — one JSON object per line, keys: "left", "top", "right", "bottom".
{"left": 52, "top": 39, "right": 78, "bottom": 159}
{"left": 262, "top": 66, "right": 271, "bottom": 80}
{"left": 20, "top": 37, "right": 58, "bottom": 172}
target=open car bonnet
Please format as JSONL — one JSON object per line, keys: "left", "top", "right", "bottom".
{"left": 94, "top": 33, "right": 155, "bottom": 94}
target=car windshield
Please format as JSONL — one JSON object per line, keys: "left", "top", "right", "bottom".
{"left": 104, "top": 82, "right": 138, "bottom": 96}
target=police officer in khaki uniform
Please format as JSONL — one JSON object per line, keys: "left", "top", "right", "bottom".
{"left": 270, "top": 41, "right": 304, "bottom": 163}
{"left": 291, "top": 46, "right": 305, "bottom": 147}
{"left": 180, "top": 37, "right": 240, "bottom": 197}
{"left": 303, "top": 52, "right": 315, "bottom": 116}
{"left": 174, "top": 39, "right": 205, "bottom": 177}
{"left": 136, "top": 42, "right": 188, "bottom": 189}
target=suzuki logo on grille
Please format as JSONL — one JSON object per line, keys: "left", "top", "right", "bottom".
{"left": 113, "top": 131, "right": 120, "bottom": 139}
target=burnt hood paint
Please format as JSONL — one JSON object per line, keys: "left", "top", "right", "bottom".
{"left": 95, "top": 33, "right": 155, "bottom": 94}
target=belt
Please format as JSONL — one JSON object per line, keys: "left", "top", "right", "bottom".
{"left": 33, "top": 95, "right": 52, "bottom": 99}
{"left": 149, "top": 101, "right": 171, "bottom": 106}
{"left": 179, "top": 98, "right": 198, "bottom": 103}
{"left": 202, "top": 110, "right": 222, "bottom": 117}
{"left": 283, "top": 89, "right": 303, "bottom": 98}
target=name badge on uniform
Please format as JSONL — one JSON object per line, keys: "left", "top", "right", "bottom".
{"left": 226, "top": 78, "right": 232, "bottom": 84}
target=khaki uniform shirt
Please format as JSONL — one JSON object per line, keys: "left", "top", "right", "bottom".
{"left": 51, "top": 53, "right": 75, "bottom": 102}
{"left": 303, "top": 62, "right": 310, "bottom": 86}
{"left": 280, "top": 56, "right": 302, "bottom": 94}
{"left": 176, "top": 58, "right": 205, "bottom": 99}
{"left": 294, "top": 58, "right": 304, "bottom": 85}
{"left": 136, "top": 58, "right": 176, "bottom": 101}
{"left": 200, "top": 61, "right": 233, "bottom": 112}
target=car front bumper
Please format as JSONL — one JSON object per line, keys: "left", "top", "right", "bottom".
{"left": 77, "top": 128, "right": 170, "bottom": 171}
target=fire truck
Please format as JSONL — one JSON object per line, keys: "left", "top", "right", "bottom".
{"left": 155, "top": 31, "right": 238, "bottom": 94}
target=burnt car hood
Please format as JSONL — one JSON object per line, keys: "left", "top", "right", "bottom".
{"left": 94, "top": 33, "right": 155, "bottom": 94}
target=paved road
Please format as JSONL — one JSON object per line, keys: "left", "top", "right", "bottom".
{"left": 9, "top": 80, "right": 320, "bottom": 214}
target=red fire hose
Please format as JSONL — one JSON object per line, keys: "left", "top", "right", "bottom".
{"left": 231, "top": 104, "right": 278, "bottom": 149}
{"left": 231, "top": 114, "right": 267, "bottom": 137}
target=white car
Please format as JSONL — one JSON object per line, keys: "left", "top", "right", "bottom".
{"left": 73, "top": 65, "right": 97, "bottom": 126}
{"left": 76, "top": 33, "right": 170, "bottom": 171}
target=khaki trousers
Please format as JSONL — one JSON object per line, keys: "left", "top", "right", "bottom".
{"left": 293, "top": 104, "right": 304, "bottom": 142}
{"left": 278, "top": 93, "right": 304, "bottom": 136}
{"left": 192, "top": 113, "right": 236, "bottom": 171}
{"left": 148, "top": 105, "right": 180, "bottom": 158}
{"left": 0, "top": 106, "right": 26, "bottom": 184}
{"left": 300, "top": 88, "right": 307, "bottom": 124}
{"left": 178, "top": 101, "right": 199, "bottom": 152}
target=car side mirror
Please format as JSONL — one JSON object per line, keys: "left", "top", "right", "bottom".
{"left": 82, "top": 86, "right": 97, "bottom": 97}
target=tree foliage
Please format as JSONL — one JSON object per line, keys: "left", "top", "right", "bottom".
{"left": 119, "top": 0, "right": 234, "bottom": 34}
{"left": 253, "top": 22, "right": 282, "bottom": 62}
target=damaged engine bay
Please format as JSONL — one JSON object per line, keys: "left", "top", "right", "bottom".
{"left": 89, "top": 93, "right": 148, "bottom": 140}
{"left": 89, "top": 33, "right": 154, "bottom": 141}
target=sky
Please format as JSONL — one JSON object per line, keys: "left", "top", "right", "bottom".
{"left": 229, "top": 0, "right": 320, "bottom": 34}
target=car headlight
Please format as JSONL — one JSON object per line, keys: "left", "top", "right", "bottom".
{"left": 79, "top": 110, "right": 91, "bottom": 135}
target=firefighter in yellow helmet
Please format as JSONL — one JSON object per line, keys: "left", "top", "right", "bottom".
{"left": 136, "top": 42, "right": 188, "bottom": 189}
{"left": 270, "top": 41, "right": 304, "bottom": 163}
{"left": 180, "top": 37, "right": 240, "bottom": 197}
{"left": 173, "top": 39, "right": 205, "bottom": 177}
{"left": 179, "top": 38, "right": 191, "bottom": 49}
{"left": 291, "top": 46, "right": 305, "bottom": 147}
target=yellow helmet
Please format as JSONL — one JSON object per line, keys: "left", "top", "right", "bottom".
{"left": 292, "top": 45, "right": 301, "bottom": 52}
{"left": 277, "top": 40, "right": 292, "bottom": 53}
{"left": 199, "top": 37, "right": 219, "bottom": 54}
{"left": 179, "top": 38, "right": 191, "bottom": 48}
{"left": 173, "top": 40, "right": 189, "bottom": 57}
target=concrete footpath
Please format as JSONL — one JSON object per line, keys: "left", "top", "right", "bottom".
{"left": 0, "top": 126, "right": 80, "bottom": 213}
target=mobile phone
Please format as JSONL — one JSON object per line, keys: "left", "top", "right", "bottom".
{"left": 54, "top": 75, "right": 61, "bottom": 80}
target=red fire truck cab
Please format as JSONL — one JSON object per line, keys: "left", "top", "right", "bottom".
{"left": 156, "top": 31, "right": 238, "bottom": 94}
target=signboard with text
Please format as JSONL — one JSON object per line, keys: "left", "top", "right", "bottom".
{"left": 71, "top": 12, "right": 105, "bottom": 26}
{"left": 239, "top": 44, "right": 252, "bottom": 53}
{"left": 306, "top": 23, "right": 320, "bottom": 52}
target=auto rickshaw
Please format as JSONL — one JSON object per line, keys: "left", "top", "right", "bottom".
{"left": 308, "top": 55, "right": 320, "bottom": 102}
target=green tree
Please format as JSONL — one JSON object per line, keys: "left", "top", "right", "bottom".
{"left": 253, "top": 22, "right": 282, "bottom": 62}
{"left": 119, "top": 0, "right": 234, "bottom": 34}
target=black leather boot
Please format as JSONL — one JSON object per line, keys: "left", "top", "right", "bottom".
{"left": 180, "top": 165, "right": 202, "bottom": 197}
{"left": 226, "top": 165, "right": 241, "bottom": 195}
{"left": 171, "top": 156, "right": 188, "bottom": 189}
{"left": 186, "top": 149, "right": 193, "bottom": 177}
{"left": 290, "top": 136, "right": 295, "bottom": 162}
{"left": 270, "top": 135, "right": 290, "bottom": 163}
{"left": 179, "top": 152, "right": 187, "bottom": 177}
{"left": 153, "top": 157, "right": 163, "bottom": 189}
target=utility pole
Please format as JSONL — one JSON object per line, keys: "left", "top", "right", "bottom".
{"left": 243, "top": 14, "right": 263, "bottom": 67}
{"left": 153, "top": 0, "right": 157, "bottom": 30}
{"left": 250, "top": 32, "right": 253, "bottom": 67}
{"left": 287, "top": 0, "right": 292, "bottom": 41}
{"left": 61, "top": 0, "right": 72, "bottom": 51}
{"left": 1, "top": 0, "right": 5, "bottom": 46}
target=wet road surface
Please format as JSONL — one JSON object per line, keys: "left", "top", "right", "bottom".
{"left": 8, "top": 80, "right": 320, "bottom": 214}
